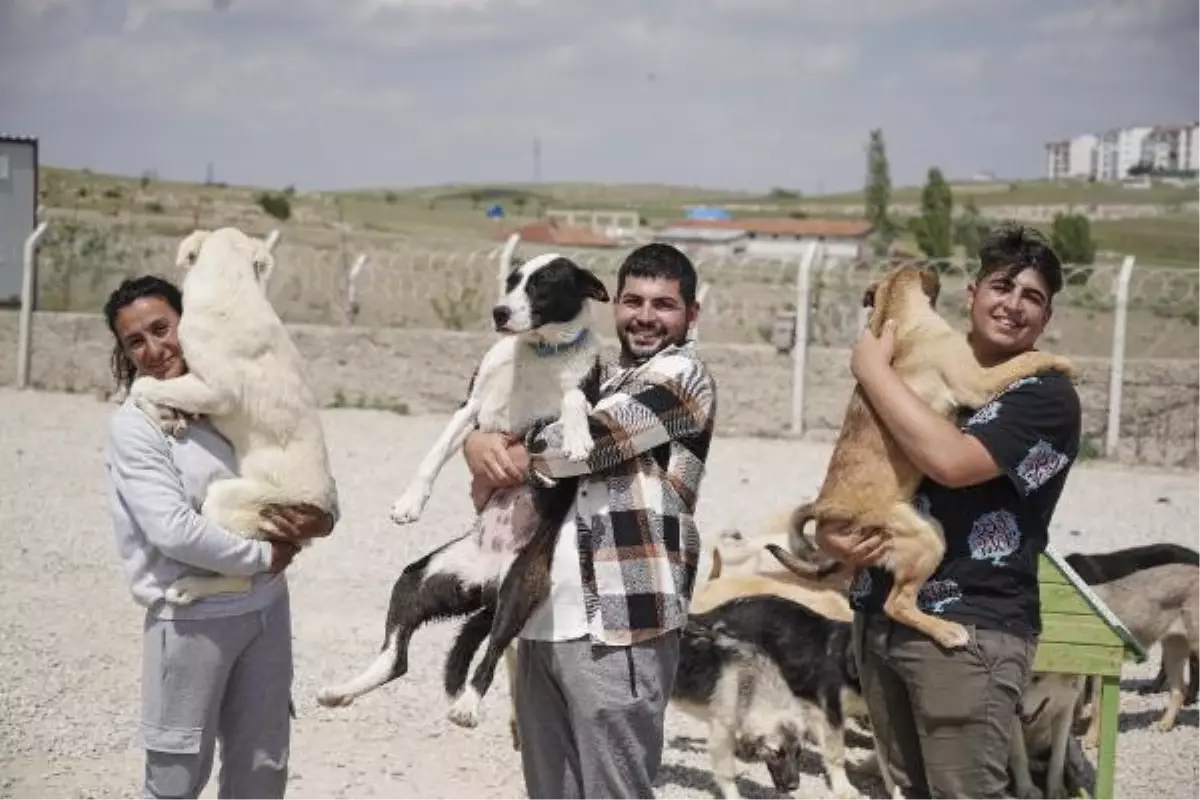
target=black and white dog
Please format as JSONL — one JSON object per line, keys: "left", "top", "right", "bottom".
{"left": 673, "top": 595, "right": 865, "bottom": 799}
{"left": 316, "top": 253, "right": 609, "bottom": 727}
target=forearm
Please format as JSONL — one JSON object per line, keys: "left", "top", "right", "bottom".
{"left": 856, "top": 366, "right": 973, "bottom": 485}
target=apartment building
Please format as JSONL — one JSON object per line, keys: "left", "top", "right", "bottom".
{"left": 1046, "top": 122, "right": 1199, "bottom": 180}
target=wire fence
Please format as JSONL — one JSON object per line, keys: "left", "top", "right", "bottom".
{"left": 19, "top": 217, "right": 1200, "bottom": 467}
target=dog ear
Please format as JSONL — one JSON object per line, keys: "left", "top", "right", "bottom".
{"left": 574, "top": 266, "right": 610, "bottom": 303}
{"left": 861, "top": 281, "right": 879, "bottom": 308}
{"left": 919, "top": 266, "right": 941, "bottom": 307}
{"left": 251, "top": 241, "right": 276, "bottom": 285}
{"left": 175, "top": 230, "right": 211, "bottom": 269}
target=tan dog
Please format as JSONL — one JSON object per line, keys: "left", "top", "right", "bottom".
{"left": 772, "top": 264, "right": 1075, "bottom": 649}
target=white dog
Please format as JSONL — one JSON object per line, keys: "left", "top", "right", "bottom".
{"left": 129, "top": 227, "right": 337, "bottom": 604}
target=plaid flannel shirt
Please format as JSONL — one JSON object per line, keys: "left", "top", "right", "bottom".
{"left": 526, "top": 341, "right": 717, "bottom": 646}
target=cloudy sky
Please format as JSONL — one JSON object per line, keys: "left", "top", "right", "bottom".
{"left": 2, "top": 0, "right": 1197, "bottom": 193}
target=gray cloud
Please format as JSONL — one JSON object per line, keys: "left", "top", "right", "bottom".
{"left": 2, "top": 0, "right": 1196, "bottom": 192}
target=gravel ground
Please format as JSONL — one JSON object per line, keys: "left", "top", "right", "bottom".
{"left": 1, "top": 387, "right": 1196, "bottom": 799}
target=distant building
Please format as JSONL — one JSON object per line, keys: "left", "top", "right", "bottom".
{"left": 544, "top": 208, "right": 639, "bottom": 241}
{"left": 1141, "top": 123, "right": 1200, "bottom": 172}
{"left": 1045, "top": 134, "right": 1098, "bottom": 180}
{"left": 654, "top": 217, "right": 875, "bottom": 260}
{"left": 504, "top": 218, "right": 621, "bottom": 249}
{"left": 0, "top": 134, "right": 39, "bottom": 306}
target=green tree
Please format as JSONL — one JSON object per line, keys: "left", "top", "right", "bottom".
{"left": 864, "top": 128, "right": 896, "bottom": 255}
{"left": 954, "top": 198, "right": 991, "bottom": 257}
{"left": 909, "top": 167, "right": 953, "bottom": 258}
{"left": 1050, "top": 213, "right": 1096, "bottom": 265}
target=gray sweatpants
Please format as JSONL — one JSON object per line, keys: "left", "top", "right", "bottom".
{"left": 140, "top": 591, "right": 293, "bottom": 799}
{"left": 515, "top": 633, "right": 680, "bottom": 799}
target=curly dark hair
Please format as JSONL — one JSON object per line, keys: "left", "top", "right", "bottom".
{"left": 976, "top": 222, "right": 1064, "bottom": 298}
{"left": 102, "top": 275, "right": 183, "bottom": 390}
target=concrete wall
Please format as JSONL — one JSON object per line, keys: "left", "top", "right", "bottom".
{"left": 1, "top": 311, "right": 1195, "bottom": 467}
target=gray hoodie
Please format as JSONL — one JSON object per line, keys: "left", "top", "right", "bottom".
{"left": 104, "top": 399, "right": 299, "bottom": 620}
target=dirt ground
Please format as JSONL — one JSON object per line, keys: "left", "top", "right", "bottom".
{"left": 1, "top": 388, "right": 1197, "bottom": 799}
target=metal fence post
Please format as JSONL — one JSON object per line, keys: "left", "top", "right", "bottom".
{"left": 346, "top": 253, "right": 368, "bottom": 324}
{"left": 689, "top": 282, "right": 711, "bottom": 342}
{"left": 790, "top": 241, "right": 821, "bottom": 436}
{"left": 264, "top": 229, "right": 282, "bottom": 252}
{"left": 16, "top": 221, "right": 50, "bottom": 389}
{"left": 1105, "top": 255, "right": 1136, "bottom": 458}
{"left": 498, "top": 232, "right": 520, "bottom": 298}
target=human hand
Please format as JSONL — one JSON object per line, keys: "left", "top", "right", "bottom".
{"left": 463, "top": 431, "right": 527, "bottom": 488}
{"left": 850, "top": 318, "right": 897, "bottom": 384}
{"left": 268, "top": 540, "right": 301, "bottom": 573}
{"left": 815, "top": 521, "right": 891, "bottom": 568}
{"left": 259, "top": 503, "right": 335, "bottom": 542}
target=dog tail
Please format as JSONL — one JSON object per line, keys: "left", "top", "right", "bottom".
{"left": 787, "top": 502, "right": 823, "bottom": 561}
{"left": 765, "top": 543, "right": 844, "bottom": 581}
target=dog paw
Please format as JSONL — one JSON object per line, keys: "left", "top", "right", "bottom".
{"left": 446, "top": 688, "right": 482, "bottom": 728}
{"left": 389, "top": 488, "right": 428, "bottom": 525}
{"left": 316, "top": 687, "right": 355, "bottom": 709}
{"left": 164, "top": 584, "right": 196, "bottom": 605}
{"left": 561, "top": 431, "right": 595, "bottom": 462}
{"left": 937, "top": 623, "right": 971, "bottom": 650}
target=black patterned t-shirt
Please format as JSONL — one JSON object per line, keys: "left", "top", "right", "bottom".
{"left": 848, "top": 370, "right": 1081, "bottom": 639}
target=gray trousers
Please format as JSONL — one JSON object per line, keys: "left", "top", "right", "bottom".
{"left": 853, "top": 612, "right": 1035, "bottom": 799}
{"left": 515, "top": 633, "right": 680, "bottom": 799}
{"left": 140, "top": 591, "right": 293, "bottom": 799}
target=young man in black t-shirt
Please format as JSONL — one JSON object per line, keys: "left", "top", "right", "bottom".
{"left": 817, "top": 224, "right": 1082, "bottom": 798}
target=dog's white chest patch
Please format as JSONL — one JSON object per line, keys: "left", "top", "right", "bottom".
{"left": 475, "top": 341, "right": 593, "bottom": 435}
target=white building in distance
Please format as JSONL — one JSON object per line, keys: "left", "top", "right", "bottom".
{"left": 1045, "top": 122, "right": 1198, "bottom": 180}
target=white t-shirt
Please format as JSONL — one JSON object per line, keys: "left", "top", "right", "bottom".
{"left": 519, "top": 500, "right": 588, "bottom": 641}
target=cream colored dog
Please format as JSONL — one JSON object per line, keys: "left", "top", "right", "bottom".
{"left": 130, "top": 227, "right": 337, "bottom": 604}
{"left": 777, "top": 264, "right": 1075, "bottom": 649}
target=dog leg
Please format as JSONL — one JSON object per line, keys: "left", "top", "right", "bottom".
{"left": 1082, "top": 677, "right": 1102, "bottom": 749}
{"left": 504, "top": 644, "right": 522, "bottom": 751}
{"left": 443, "top": 607, "right": 496, "bottom": 698}
{"left": 130, "top": 373, "right": 231, "bottom": 437}
{"left": 1157, "top": 635, "right": 1189, "bottom": 731}
{"left": 559, "top": 386, "right": 594, "bottom": 462}
{"left": 709, "top": 721, "right": 742, "bottom": 800}
{"left": 948, "top": 350, "right": 1076, "bottom": 409}
{"left": 1046, "top": 697, "right": 1077, "bottom": 799}
{"left": 880, "top": 503, "right": 968, "bottom": 650}
{"left": 448, "top": 526, "right": 556, "bottom": 729}
{"left": 1008, "top": 714, "right": 1042, "bottom": 799}
{"left": 390, "top": 401, "right": 480, "bottom": 525}
{"left": 317, "top": 538, "right": 486, "bottom": 708}
{"left": 813, "top": 701, "right": 858, "bottom": 799}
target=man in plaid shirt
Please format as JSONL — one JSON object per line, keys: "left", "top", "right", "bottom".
{"left": 464, "top": 244, "right": 717, "bottom": 798}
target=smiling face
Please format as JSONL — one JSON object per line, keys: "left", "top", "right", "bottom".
{"left": 492, "top": 254, "right": 609, "bottom": 338}
{"left": 967, "top": 265, "right": 1053, "bottom": 366}
{"left": 113, "top": 295, "right": 186, "bottom": 381}
{"left": 613, "top": 275, "right": 696, "bottom": 362}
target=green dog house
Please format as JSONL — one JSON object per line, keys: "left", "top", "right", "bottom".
{"left": 1033, "top": 545, "right": 1149, "bottom": 799}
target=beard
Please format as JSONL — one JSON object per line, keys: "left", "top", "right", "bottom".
{"left": 616, "top": 320, "right": 685, "bottom": 363}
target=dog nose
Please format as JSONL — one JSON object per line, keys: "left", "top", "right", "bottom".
{"left": 492, "top": 306, "right": 510, "bottom": 327}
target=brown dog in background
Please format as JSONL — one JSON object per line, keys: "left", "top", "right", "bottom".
{"left": 771, "top": 263, "right": 1075, "bottom": 649}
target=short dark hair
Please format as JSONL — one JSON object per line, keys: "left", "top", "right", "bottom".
{"left": 102, "top": 275, "right": 183, "bottom": 390}
{"left": 616, "top": 243, "right": 698, "bottom": 306}
{"left": 976, "top": 222, "right": 1064, "bottom": 297}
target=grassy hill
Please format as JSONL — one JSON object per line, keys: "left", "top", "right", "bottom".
{"left": 36, "top": 166, "right": 1198, "bottom": 265}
